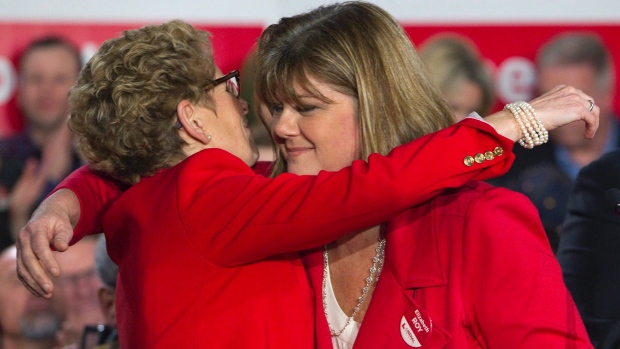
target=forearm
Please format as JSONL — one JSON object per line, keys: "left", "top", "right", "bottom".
{"left": 31, "top": 189, "right": 81, "bottom": 229}
{"left": 53, "top": 165, "right": 128, "bottom": 243}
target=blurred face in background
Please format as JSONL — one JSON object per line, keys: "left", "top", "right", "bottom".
{"left": 444, "top": 78, "right": 484, "bottom": 121}
{"left": 54, "top": 238, "right": 105, "bottom": 346}
{"left": 0, "top": 246, "right": 64, "bottom": 345}
{"left": 18, "top": 45, "right": 79, "bottom": 136}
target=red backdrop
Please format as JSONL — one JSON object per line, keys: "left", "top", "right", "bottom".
{"left": 0, "top": 22, "right": 263, "bottom": 136}
{"left": 0, "top": 22, "right": 618, "bottom": 136}
{"left": 404, "top": 24, "right": 620, "bottom": 112}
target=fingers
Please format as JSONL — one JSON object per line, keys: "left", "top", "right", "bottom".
{"left": 14, "top": 214, "right": 73, "bottom": 298}
{"left": 583, "top": 104, "right": 600, "bottom": 139}
{"left": 51, "top": 228, "right": 71, "bottom": 252}
{"left": 16, "top": 228, "right": 56, "bottom": 298}
{"left": 529, "top": 85, "right": 600, "bottom": 137}
{"left": 572, "top": 87, "right": 600, "bottom": 139}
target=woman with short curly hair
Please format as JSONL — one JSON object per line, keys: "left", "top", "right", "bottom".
{"left": 69, "top": 20, "right": 217, "bottom": 184}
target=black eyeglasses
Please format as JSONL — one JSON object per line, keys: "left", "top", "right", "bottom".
{"left": 210, "top": 70, "right": 240, "bottom": 98}
{"left": 175, "top": 70, "right": 241, "bottom": 129}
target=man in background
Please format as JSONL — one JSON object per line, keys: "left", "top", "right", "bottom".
{"left": 0, "top": 245, "right": 64, "bottom": 348}
{"left": 557, "top": 149, "right": 620, "bottom": 348}
{"left": 90, "top": 235, "right": 119, "bottom": 349}
{"left": 54, "top": 235, "right": 107, "bottom": 348}
{"left": 0, "top": 36, "right": 83, "bottom": 251}
{"left": 489, "top": 32, "right": 619, "bottom": 252}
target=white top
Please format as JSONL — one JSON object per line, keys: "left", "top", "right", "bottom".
{"left": 324, "top": 264, "right": 361, "bottom": 349}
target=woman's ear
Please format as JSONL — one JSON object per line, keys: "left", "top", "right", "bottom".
{"left": 176, "top": 100, "right": 212, "bottom": 145}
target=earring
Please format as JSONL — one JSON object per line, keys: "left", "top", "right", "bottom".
{"left": 207, "top": 134, "right": 212, "bottom": 142}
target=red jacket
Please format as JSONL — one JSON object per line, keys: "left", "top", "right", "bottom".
{"left": 304, "top": 181, "right": 593, "bottom": 348}
{"left": 59, "top": 119, "right": 514, "bottom": 348}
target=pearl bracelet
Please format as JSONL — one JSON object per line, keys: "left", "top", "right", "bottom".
{"left": 504, "top": 101, "right": 548, "bottom": 149}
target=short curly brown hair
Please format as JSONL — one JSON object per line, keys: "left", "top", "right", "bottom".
{"left": 69, "top": 20, "right": 216, "bottom": 184}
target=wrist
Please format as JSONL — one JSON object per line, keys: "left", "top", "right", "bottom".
{"left": 484, "top": 110, "right": 521, "bottom": 142}
{"left": 504, "top": 101, "right": 549, "bottom": 149}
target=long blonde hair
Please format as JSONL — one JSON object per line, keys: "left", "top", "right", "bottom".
{"left": 254, "top": 1, "right": 453, "bottom": 176}
{"left": 420, "top": 34, "right": 495, "bottom": 116}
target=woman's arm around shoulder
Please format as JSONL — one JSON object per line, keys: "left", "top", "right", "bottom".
{"left": 177, "top": 121, "right": 515, "bottom": 267}
{"left": 16, "top": 165, "right": 128, "bottom": 298}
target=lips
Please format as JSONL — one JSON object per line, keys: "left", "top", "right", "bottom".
{"left": 285, "top": 147, "right": 313, "bottom": 156}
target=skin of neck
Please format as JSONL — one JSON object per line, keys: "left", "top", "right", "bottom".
{"left": 178, "top": 130, "right": 206, "bottom": 159}
{"left": 330, "top": 225, "right": 382, "bottom": 256}
{"left": 327, "top": 224, "right": 383, "bottom": 324}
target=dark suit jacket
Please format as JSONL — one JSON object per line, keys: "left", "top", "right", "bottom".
{"left": 557, "top": 149, "right": 620, "bottom": 348}
{"left": 489, "top": 119, "right": 620, "bottom": 253}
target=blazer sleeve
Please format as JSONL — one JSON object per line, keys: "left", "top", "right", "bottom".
{"left": 461, "top": 187, "right": 593, "bottom": 348}
{"left": 56, "top": 117, "right": 513, "bottom": 256}
{"left": 53, "top": 166, "right": 129, "bottom": 244}
{"left": 178, "top": 118, "right": 515, "bottom": 266}
{"left": 52, "top": 163, "right": 273, "bottom": 245}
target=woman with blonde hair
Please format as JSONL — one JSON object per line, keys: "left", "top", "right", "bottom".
{"left": 17, "top": 4, "right": 596, "bottom": 349}
{"left": 420, "top": 34, "right": 495, "bottom": 120}
{"left": 255, "top": 2, "right": 593, "bottom": 348}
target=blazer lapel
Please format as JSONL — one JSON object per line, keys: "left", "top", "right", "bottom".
{"left": 302, "top": 247, "right": 334, "bottom": 349}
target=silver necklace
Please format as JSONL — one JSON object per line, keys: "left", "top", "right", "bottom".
{"left": 322, "top": 226, "right": 386, "bottom": 337}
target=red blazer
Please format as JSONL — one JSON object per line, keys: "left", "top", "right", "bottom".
{"left": 304, "top": 181, "right": 593, "bottom": 348}
{"left": 58, "top": 119, "right": 515, "bottom": 348}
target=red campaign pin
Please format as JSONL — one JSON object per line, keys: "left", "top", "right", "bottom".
{"left": 399, "top": 307, "right": 433, "bottom": 347}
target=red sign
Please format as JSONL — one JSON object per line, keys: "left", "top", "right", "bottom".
{"left": 404, "top": 24, "right": 620, "bottom": 113}
{"left": 0, "top": 22, "right": 618, "bottom": 136}
{"left": 0, "top": 22, "right": 263, "bottom": 136}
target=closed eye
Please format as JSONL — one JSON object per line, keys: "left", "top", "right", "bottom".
{"left": 296, "top": 105, "right": 318, "bottom": 114}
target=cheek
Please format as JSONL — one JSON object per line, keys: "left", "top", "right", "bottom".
{"left": 54, "top": 83, "right": 73, "bottom": 98}
{"left": 20, "top": 86, "right": 38, "bottom": 101}
{"left": 260, "top": 107, "right": 274, "bottom": 126}
{"left": 314, "top": 122, "right": 360, "bottom": 168}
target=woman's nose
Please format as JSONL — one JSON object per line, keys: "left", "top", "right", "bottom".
{"left": 272, "top": 109, "right": 300, "bottom": 139}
